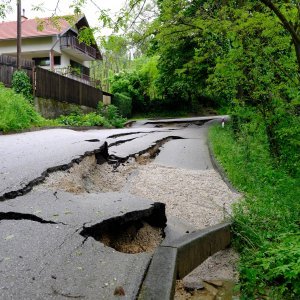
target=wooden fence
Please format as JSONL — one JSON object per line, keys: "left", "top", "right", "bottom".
{"left": 0, "top": 54, "right": 35, "bottom": 69}
{"left": 34, "top": 67, "right": 102, "bottom": 109}
{"left": 0, "top": 55, "right": 34, "bottom": 86}
{"left": 0, "top": 54, "right": 104, "bottom": 108}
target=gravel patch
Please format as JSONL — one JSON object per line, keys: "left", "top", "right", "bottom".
{"left": 41, "top": 152, "right": 241, "bottom": 299}
{"left": 42, "top": 158, "right": 240, "bottom": 231}
{"left": 128, "top": 163, "right": 240, "bottom": 229}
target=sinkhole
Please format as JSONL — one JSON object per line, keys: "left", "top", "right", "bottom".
{"left": 80, "top": 202, "right": 167, "bottom": 254}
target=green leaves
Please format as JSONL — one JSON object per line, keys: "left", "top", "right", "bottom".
{"left": 56, "top": 104, "right": 126, "bottom": 128}
{"left": 210, "top": 123, "right": 300, "bottom": 299}
{"left": 12, "top": 71, "right": 33, "bottom": 102}
{"left": 0, "top": 84, "right": 45, "bottom": 132}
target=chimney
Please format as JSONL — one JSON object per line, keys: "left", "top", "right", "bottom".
{"left": 21, "top": 9, "right": 27, "bottom": 21}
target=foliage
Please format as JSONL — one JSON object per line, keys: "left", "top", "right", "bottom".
{"left": 91, "top": 35, "right": 131, "bottom": 92}
{"left": 56, "top": 112, "right": 109, "bottom": 127}
{"left": 0, "top": 83, "right": 45, "bottom": 132}
{"left": 110, "top": 69, "right": 149, "bottom": 113}
{"left": 209, "top": 124, "right": 300, "bottom": 299}
{"left": 112, "top": 92, "right": 132, "bottom": 118}
{"left": 11, "top": 70, "right": 33, "bottom": 102}
{"left": 56, "top": 104, "right": 126, "bottom": 128}
{"left": 99, "top": 104, "right": 127, "bottom": 128}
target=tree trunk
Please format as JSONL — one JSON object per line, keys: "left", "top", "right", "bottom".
{"left": 265, "top": 121, "right": 280, "bottom": 160}
{"left": 293, "top": 38, "right": 300, "bottom": 73}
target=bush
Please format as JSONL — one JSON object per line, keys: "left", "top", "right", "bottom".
{"left": 99, "top": 104, "right": 127, "bottom": 128}
{"left": 209, "top": 124, "right": 300, "bottom": 299}
{"left": 0, "top": 83, "right": 44, "bottom": 132}
{"left": 57, "top": 104, "right": 127, "bottom": 128}
{"left": 56, "top": 112, "right": 109, "bottom": 127}
{"left": 11, "top": 70, "right": 33, "bottom": 102}
{"left": 112, "top": 92, "right": 132, "bottom": 117}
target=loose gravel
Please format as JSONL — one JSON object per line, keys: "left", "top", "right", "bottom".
{"left": 41, "top": 150, "right": 241, "bottom": 299}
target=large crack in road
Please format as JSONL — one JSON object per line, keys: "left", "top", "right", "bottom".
{"left": 0, "top": 118, "right": 239, "bottom": 299}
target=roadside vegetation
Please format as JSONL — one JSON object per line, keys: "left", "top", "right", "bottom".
{"left": 56, "top": 103, "right": 126, "bottom": 128}
{"left": 0, "top": 71, "right": 126, "bottom": 133}
{"left": 209, "top": 121, "right": 300, "bottom": 299}
{"left": 0, "top": 83, "right": 48, "bottom": 132}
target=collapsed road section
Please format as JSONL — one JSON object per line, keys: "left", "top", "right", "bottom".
{"left": 0, "top": 116, "right": 239, "bottom": 299}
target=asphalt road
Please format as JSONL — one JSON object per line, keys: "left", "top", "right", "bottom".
{"left": 0, "top": 116, "right": 224, "bottom": 299}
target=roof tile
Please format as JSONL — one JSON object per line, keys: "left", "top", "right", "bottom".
{"left": 0, "top": 17, "right": 71, "bottom": 40}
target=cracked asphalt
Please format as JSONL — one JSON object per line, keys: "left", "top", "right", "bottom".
{"left": 0, "top": 116, "right": 226, "bottom": 299}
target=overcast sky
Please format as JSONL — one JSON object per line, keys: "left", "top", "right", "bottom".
{"left": 4, "top": 0, "right": 125, "bottom": 32}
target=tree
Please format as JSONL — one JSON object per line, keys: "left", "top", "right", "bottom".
{"left": 259, "top": 0, "right": 300, "bottom": 72}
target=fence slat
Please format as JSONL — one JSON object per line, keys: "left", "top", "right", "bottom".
{"left": 35, "top": 67, "right": 102, "bottom": 108}
{"left": 0, "top": 55, "right": 103, "bottom": 109}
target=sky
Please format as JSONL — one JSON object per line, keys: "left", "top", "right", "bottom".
{"left": 4, "top": 0, "right": 125, "bottom": 31}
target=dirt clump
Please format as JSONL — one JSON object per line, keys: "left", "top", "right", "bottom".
{"left": 100, "top": 222, "right": 163, "bottom": 254}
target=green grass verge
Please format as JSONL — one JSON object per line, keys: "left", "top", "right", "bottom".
{"left": 209, "top": 125, "right": 300, "bottom": 299}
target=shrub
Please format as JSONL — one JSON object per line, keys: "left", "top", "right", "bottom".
{"left": 99, "top": 104, "right": 127, "bottom": 128}
{"left": 11, "top": 70, "right": 33, "bottom": 102}
{"left": 112, "top": 92, "right": 132, "bottom": 117}
{"left": 57, "top": 104, "right": 126, "bottom": 128}
{"left": 56, "top": 112, "right": 109, "bottom": 127}
{"left": 0, "top": 83, "right": 44, "bottom": 132}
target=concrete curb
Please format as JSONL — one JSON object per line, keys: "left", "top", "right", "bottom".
{"left": 138, "top": 222, "right": 232, "bottom": 300}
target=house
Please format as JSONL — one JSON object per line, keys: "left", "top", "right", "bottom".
{"left": 0, "top": 14, "right": 102, "bottom": 86}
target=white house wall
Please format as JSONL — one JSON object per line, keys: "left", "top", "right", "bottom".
{"left": 0, "top": 36, "right": 56, "bottom": 56}
{"left": 0, "top": 36, "right": 91, "bottom": 70}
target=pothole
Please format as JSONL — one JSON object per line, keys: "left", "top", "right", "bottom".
{"left": 80, "top": 203, "right": 166, "bottom": 254}
{"left": 100, "top": 221, "right": 163, "bottom": 254}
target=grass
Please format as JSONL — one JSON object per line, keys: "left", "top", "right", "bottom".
{"left": 0, "top": 84, "right": 53, "bottom": 132}
{"left": 209, "top": 124, "right": 300, "bottom": 299}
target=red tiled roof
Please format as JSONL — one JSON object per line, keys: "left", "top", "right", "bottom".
{"left": 0, "top": 17, "right": 71, "bottom": 40}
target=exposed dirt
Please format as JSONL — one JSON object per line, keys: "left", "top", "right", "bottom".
{"left": 100, "top": 222, "right": 163, "bottom": 254}
{"left": 42, "top": 155, "right": 240, "bottom": 229}
{"left": 41, "top": 144, "right": 240, "bottom": 295}
{"left": 175, "top": 278, "right": 239, "bottom": 300}
{"left": 42, "top": 155, "right": 138, "bottom": 193}
{"left": 175, "top": 248, "right": 240, "bottom": 299}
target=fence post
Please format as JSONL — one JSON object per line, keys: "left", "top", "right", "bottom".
{"left": 32, "top": 66, "right": 36, "bottom": 97}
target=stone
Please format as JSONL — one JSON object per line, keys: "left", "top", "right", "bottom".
{"left": 204, "top": 280, "right": 224, "bottom": 287}
{"left": 203, "top": 282, "right": 218, "bottom": 296}
{"left": 183, "top": 280, "right": 204, "bottom": 291}
{"left": 114, "top": 286, "right": 125, "bottom": 296}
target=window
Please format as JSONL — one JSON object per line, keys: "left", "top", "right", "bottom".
{"left": 33, "top": 56, "right": 61, "bottom": 66}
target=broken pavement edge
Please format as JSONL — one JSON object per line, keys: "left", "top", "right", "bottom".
{"left": 138, "top": 222, "right": 232, "bottom": 300}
